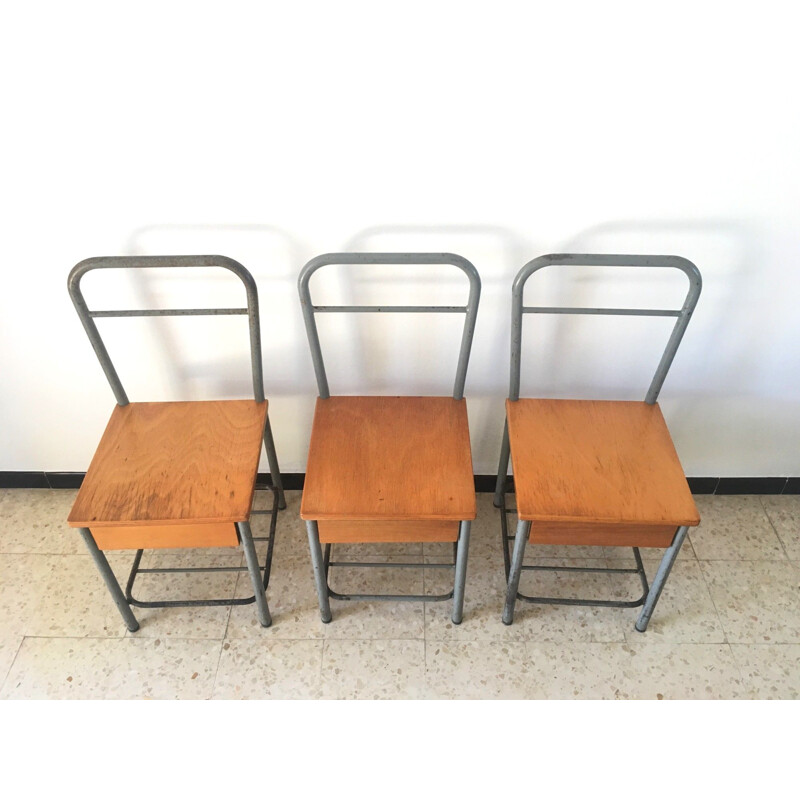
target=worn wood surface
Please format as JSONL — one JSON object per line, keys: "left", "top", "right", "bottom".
{"left": 68, "top": 400, "right": 267, "bottom": 527}
{"left": 301, "top": 396, "right": 475, "bottom": 522}
{"left": 507, "top": 399, "right": 699, "bottom": 527}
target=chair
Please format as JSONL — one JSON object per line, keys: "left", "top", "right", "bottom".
{"left": 298, "top": 253, "right": 480, "bottom": 624}
{"left": 495, "top": 254, "right": 702, "bottom": 631}
{"left": 66, "top": 255, "right": 285, "bottom": 631}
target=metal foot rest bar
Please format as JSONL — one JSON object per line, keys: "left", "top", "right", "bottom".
{"left": 322, "top": 542, "right": 457, "bottom": 603}
{"left": 125, "top": 486, "right": 279, "bottom": 609}
{"left": 498, "top": 492, "right": 650, "bottom": 608}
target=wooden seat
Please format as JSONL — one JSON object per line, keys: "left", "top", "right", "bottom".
{"left": 301, "top": 396, "right": 475, "bottom": 542}
{"left": 507, "top": 398, "right": 699, "bottom": 547}
{"left": 68, "top": 400, "right": 267, "bottom": 549}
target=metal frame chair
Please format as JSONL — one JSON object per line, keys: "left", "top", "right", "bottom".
{"left": 494, "top": 253, "right": 702, "bottom": 631}
{"left": 298, "top": 253, "right": 481, "bottom": 624}
{"left": 67, "top": 255, "right": 286, "bottom": 631}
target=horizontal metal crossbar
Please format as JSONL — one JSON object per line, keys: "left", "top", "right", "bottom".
{"left": 323, "top": 542, "right": 458, "bottom": 603}
{"left": 328, "top": 589, "right": 454, "bottom": 602}
{"left": 90, "top": 308, "right": 248, "bottom": 318}
{"left": 522, "top": 306, "right": 681, "bottom": 317}
{"left": 312, "top": 305, "right": 467, "bottom": 313}
{"left": 137, "top": 566, "right": 249, "bottom": 574}
{"left": 522, "top": 564, "right": 641, "bottom": 575}
{"left": 327, "top": 560, "right": 454, "bottom": 569}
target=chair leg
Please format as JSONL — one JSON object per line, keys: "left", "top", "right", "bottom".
{"left": 78, "top": 528, "right": 139, "bottom": 632}
{"left": 502, "top": 519, "right": 531, "bottom": 625}
{"left": 493, "top": 418, "right": 510, "bottom": 508}
{"left": 238, "top": 521, "right": 272, "bottom": 628}
{"left": 451, "top": 520, "right": 472, "bottom": 625}
{"left": 263, "top": 416, "right": 286, "bottom": 510}
{"left": 306, "top": 520, "right": 332, "bottom": 623}
{"left": 635, "top": 526, "right": 689, "bottom": 632}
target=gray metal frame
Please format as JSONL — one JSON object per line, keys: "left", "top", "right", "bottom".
{"left": 68, "top": 255, "right": 286, "bottom": 630}
{"left": 298, "top": 253, "right": 481, "bottom": 624}
{"left": 495, "top": 253, "right": 702, "bottom": 631}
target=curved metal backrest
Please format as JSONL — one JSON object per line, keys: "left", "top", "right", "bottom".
{"left": 510, "top": 254, "right": 702, "bottom": 403}
{"left": 298, "top": 253, "right": 482, "bottom": 400}
{"left": 68, "top": 255, "right": 265, "bottom": 405}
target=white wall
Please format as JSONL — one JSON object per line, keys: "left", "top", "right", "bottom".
{"left": 1, "top": 1, "right": 798, "bottom": 477}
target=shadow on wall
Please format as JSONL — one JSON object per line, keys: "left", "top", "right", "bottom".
{"left": 557, "top": 219, "right": 800, "bottom": 474}
{"left": 339, "top": 224, "right": 531, "bottom": 396}
{"left": 560, "top": 217, "right": 758, "bottom": 403}
{"left": 123, "top": 223, "right": 312, "bottom": 400}
{"left": 101, "top": 218, "right": 794, "bottom": 476}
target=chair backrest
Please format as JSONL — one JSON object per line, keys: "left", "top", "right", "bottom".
{"left": 68, "top": 255, "right": 266, "bottom": 405}
{"left": 510, "top": 253, "right": 702, "bottom": 403}
{"left": 298, "top": 253, "right": 481, "bottom": 400}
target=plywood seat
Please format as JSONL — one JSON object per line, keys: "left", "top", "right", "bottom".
{"left": 68, "top": 399, "right": 268, "bottom": 549}
{"left": 300, "top": 396, "right": 475, "bottom": 543}
{"left": 506, "top": 398, "right": 699, "bottom": 547}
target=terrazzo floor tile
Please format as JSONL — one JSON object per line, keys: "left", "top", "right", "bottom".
{"left": 1, "top": 490, "right": 798, "bottom": 700}
{"left": 0, "top": 489, "right": 83, "bottom": 555}
{"left": 8, "top": 553, "right": 130, "bottom": 639}
{"left": 317, "top": 555, "right": 427, "bottom": 640}
{"left": 701, "top": 560, "right": 800, "bottom": 643}
{"left": 690, "top": 496, "right": 786, "bottom": 560}
{"left": 521, "top": 642, "right": 748, "bottom": 700}
{"left": 424, "top": 554, "right": 526, "bottom": 642}
{"left": 0, "top": 554, "right": 55, "bottom": 639}
{"left": 212, "top": 639, "right": 323, "bottom": 699}
{"left": 0, "top": 636, "right": 221, "bottom": 699}
{"left": 123, "top": 551, "right": 241, "bottom": 640}
{"left": 761, "top": 496, "right": 800, "bottom": 560}
{"left": 320, "top": 639, "right": 426, "bottom": 699}
{"left": 507, "top": 558, "right": 631, "bottom": 644}
{"left": 424, "top": 640, "right": 536, "bottom": 699}
{"left": 227, "top": 553, "right": 426, "bottom": 639}
{"left": 730, "top": 644, "right": 800, "bottom": 699}
{"left": 225, "top": 552, "right": 330, "bottom": 638}
{"left": 618, "top": 558, "right": 726, "bottom": 644}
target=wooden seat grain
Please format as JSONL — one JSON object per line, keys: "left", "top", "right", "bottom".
{"left": 68, "top": 400, "right": 268, "bottom": 535}
{"left": 300, "top": 396, "right": 476, "bottom": 531}
{"left": 506, "top": 399, "right": 698, "bottom": 544}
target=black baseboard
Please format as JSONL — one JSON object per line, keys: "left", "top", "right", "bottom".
{"left": 1, "top": 471, "right": 798, "bottom": 495}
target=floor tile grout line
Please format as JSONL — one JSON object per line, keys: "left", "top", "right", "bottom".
{"left": 0, "top": 635, "right": 26, "bottom": 695}
{"left": 695, "top": 559, "right": 730, "bottom": 646}
{"left": 208, "top": 638, "right": 227, "bottom": 701}
{"left": 759, "top": 495, "right": 792, "bottom": 562}
{"left": 724, "top": 641, "right": 753, "bottom": 698}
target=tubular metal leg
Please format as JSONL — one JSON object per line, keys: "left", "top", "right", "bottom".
{"left": 263, "top": 416, "right": 286, "bottom": 510}
{"left": 451, "top": 520, "right": 472, "bottom": 625}
{"left": 238, "top": 520, "right": 272, "bottom": 627}
{"left": 306, "top": 520, "right": 332, "bottom": 623}
{"left": 493, "top": 419, "right": 510, "bottom": 508}
{"left": 78, "top": 528, "right": 139, "bottom": 632}
{"left": 502, "top": 519, "right": 531, "bottom": 625}
{"left": 635, "top": 526, "right": 689, "bottom": 632}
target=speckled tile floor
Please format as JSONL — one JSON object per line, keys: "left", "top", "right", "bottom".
{"left": 1, "top": 489, "right": 798, "bottom": 699}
